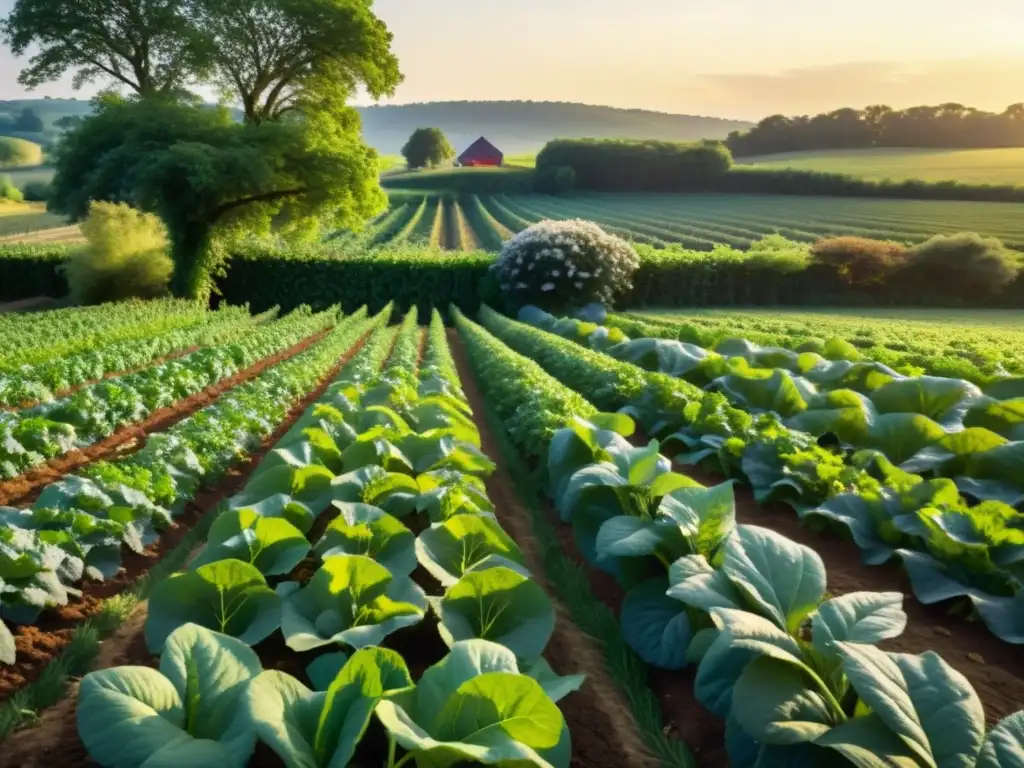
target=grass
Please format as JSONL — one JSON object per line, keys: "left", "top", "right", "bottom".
{"left": 740, "top": 147, "right": 1024, "bottom": 186}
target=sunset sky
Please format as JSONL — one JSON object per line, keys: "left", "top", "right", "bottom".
{"left": 0, "top": 0, "right": 1021, "bottom": 119}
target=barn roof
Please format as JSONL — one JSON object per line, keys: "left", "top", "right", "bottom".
{"left": 458, "top": 136, "right": 503, "bottom": 163}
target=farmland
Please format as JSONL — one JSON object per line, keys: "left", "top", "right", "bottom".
{"left": 742, "top": 147, "right": 1024, "bottom": 185}
{"left": 340, "top": 190, "right": 1024, "bottom": 251}
{"left": 0, "top": 294, "right": 1020, "bottom": 768}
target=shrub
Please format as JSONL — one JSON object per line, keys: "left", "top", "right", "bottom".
{"left": 0, "top": 136, "right": 44, "bottom": 168}
{"left": 0, "top": 175, "right": 24, "bottom": 203}
{"left": 811, "top": 236, "right": 910, "bottom": 289}
{"left": 533, "top": 164, "right": 577, "bottom": 195}
{"left": 61, "top": 202, "right": 173, "bottom": 304}
{"left": 20, "top": 180, "right": 51, "bottom": 202}
{"left": 490, "top": 219, "right": 640, "bottom": 312}
{"left": 905, "top": 233, "right": 1019, "bottom": 303}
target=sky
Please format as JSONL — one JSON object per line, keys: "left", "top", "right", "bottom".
{"left": 0, "top": 0, "right": 1022, "bottom": 120}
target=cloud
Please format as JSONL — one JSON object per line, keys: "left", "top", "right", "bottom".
{"left": 672, "top": 58, "right": 1024, "bottom": 119}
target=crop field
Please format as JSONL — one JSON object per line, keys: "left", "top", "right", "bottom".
{"left": 742, "top": 146, "right": 1024, "bottom": 185}
{"left": 355, "top": 191, "right": 1024, "bottom": 252}
{"left": 0, "top": 296, "right": 1021, "bottom": 768}
{"left": 0, "top": 202, "right": 71, "bottom": 239}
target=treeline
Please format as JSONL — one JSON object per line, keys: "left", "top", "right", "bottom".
{"left": 727, "top": 103, "right": 1024, "bottom": 156}
{"left": 533, "top": 138, "right": 1024, "bottom": 202}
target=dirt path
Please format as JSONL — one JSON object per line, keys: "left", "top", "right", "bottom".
{"left": 679, "top": 463, "right": 1024, "bottom": 725}
{"left": 0, "top": 330, "right": 370, "bottom": 710}
{"left": 448, "top": 329, "right": 660, "bottom": 768}
{"left": 0, "top": 328, "right": 331, "bottom": 508}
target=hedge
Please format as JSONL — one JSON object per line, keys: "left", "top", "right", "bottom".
{"left": 0, "top": 244, "right": 70, "bottom": 301}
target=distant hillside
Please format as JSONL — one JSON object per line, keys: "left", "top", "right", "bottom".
{"left": 0, "top": 98, "right": 752, "bottom": 157}
{"left": 357, "top": 101, "right": 752, "bottom": 155}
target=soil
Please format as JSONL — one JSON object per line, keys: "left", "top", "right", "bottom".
{"left": 0, "top": 329, "right": 370, "bottom": 710}
{"left": 678, "top": 462, "right": 1024, "bottom": 726}
{"left": 448, "top": 329, "right": 659, "bottom": 768}
{"left": 0, "top": 297, "right": 62, "bottom": 314}
{"left": 0, "top": 327, "right": 331, "bottom": 508}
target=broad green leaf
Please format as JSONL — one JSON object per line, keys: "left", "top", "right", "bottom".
{"left": 314, "top": 503, "right": 416, "bottom": 579}
{"left": 870, "top": 376, "right": 981, "bottom": 421}
{"left": 306, "top": 652, "right": 349, "bottom": 692}
{"left": 839, "top": 643, "right": 985, "bottom": 768}
{"left": 523, "top": 658, "right": 585, "bottom": 704}
{"left": 722, "top": 526, "right": 826, "bottom": 633}
{"left": 78, "top": 624, "right": 260, "bottom": 768}
{"left": 978, "top": 711, "right": 1024, "bottom": 768}
{"left": 732, "top": 657, "right": 840, "bottom": 745}
{"left": 436, "top": 567, "right": 555, "bottom": 661}
{"left": 656, "top": 481, "right": 737, "bottom": 556}
{"left": 189, "top": 509, "right": 310, "bottom": 576}
{"left": 667, "top": 554, "right": 743, "bottom": 613}
{"left": 279, "top": 554, "right": 425, "bottom": 652}
{"left": 145, "top": 560, "right": 282, "bottom": 653}
{"left": 412, "top": 639, "right": 521, "bottom": 726}
{"left": 620, "top": 577, "right": 693, "bottom": 670}
{"left": 815, "top": 713, "right": 923, "bottom": 767}
{"left": 811, "top": 592, "right": 907, "bottom": 663}
{"left": 416, "top": 514, "right": 527, "bottom": 588}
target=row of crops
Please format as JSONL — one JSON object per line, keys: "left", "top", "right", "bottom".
{"left": 1, "top": 298, "right": 1023, "bottom": 766}
{"left": 354, "top": 191, "right": 1024, "bottom": 253}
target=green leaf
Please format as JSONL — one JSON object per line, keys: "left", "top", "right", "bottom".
{"left": 416, "top": 513, "right": 527, "bottom": 588}
{"left": 145, "top": 560, "right": 282, "bottom": 653}
{"left": 811, "top": 592, "right": 907, "bottom": 664}
{"left": 838, "top": 644, "right": 985, "bottom": 768}
{"left": 189, "top": 509, "right": 310, "bottom": 576}
{"left": 247, "top": 647, "right": 412, "bottom": 768}
{"left": 870, "top": 376, "right": 980, "bottom": 421}
{"left": 279, "top": 554, "right": 425, "bottom": 652}
{"left": 722, "top": 526, "right": 826, "bottom": 633}
{"left": 732, "top": 657, "right": 840, "bottom": 745}
{"left": 656, "top": 480, "right": 737, "bottom": 557}
{"left": 78, "top": 624, "right": 260, "bottom": 768}
{"left": 620, "top": 577, "right": 693, "bottom": 670}
{"left": 436, "top": 567, "right": 555, "bottom": 662}
{"left": 978, "top": 711, "right": 1024, "bottom": 768}
{"left": 522, "top": 658, "right": 585, "bottom": 704}
{"left": 815, "top": 713, "right": 925, "bottom": 768}
{"left": 314, "top": 503, "right": 416, "bottom": 579}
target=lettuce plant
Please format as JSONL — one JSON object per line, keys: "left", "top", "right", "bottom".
{"left": 416, "top": 513, "right": 528, "bottom": 587}
{"left": 188, "top": 508, "right": 310, "bottom": 576}
{"left": 78, "top": 624, "right": 261, "bottom": 768}
{"left": 145, "top": 559, "right": 282, "bottom": 653}
{"left": 313, "top": 502, "right": 417, "bottom": 579}
{"left": 374, "top": 639, "right": 569, "bottom": 768}
{"left": 278, "top": 554, "right": 426, "bottom": 652}
{"left": 434, "top": 567, "right": 555, "bottom": 662}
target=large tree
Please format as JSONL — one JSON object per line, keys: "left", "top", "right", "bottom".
{"left": 49, "top": 97, "right": 387, "bottom": 299}
{"left": 401, "top": 127, "right": 455, "bottom": 169}
{"left": 1, "top": 0, "right": 207, "bottom": 97}
{"left": 187, "top": 0, "right": 401, "bottom": 123}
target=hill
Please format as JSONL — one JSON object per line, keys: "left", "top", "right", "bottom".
{"left": 0, "top": 98, "right": 749, "bottom": 157}
{"left": 741, "top": 147, "right": 1024, "bottom": 185}
{"left": 356, "top": 101, "right": 752, "bottom": 155}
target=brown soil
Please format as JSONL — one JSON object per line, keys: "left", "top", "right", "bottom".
{"left": 678, "top": 463, "right": 1024, "bottom": 726}
{"left": 0, "top": 328, "right": 331, "bottom": 508}
{"left": 448, "top": 329, "right": 658, "bottom": 768}
{"left": 0, "top": 329, "right": 370, "bottom": 712}
{"left": 1, "top": 344, "right": 201, "bottom": 412}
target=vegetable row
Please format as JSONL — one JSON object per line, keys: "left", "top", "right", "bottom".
{"left": 0, "top": 303, "right": 267, "bottom": 409}
{"left": 495, "top": 306, "right": 1024, "bottom": 644}
{"left": 0, "top": 306, "right": 381, "bottom": 662}
{"left": 454, "top": 307, "right": 1024, "bottom": 768}
{"left": 73, "top": 309, "right": 581, "bottom": 768}
{"left": 0, "top": 306, "right": 337, "bottom": 481}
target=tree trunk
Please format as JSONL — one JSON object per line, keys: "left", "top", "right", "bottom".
{"left": 169, "top": 223, "right": 214, "bottom": 302}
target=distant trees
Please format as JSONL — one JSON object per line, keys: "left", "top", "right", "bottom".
{"left": 727, "top": 103, "right": 1024, "bottom": 156}
{"left": 54, "top": 116, "right": 84, "bottom": 131}
{"left": 401, "top": 128, "right": 455, "bottom": 169}
{"left": 13, "top": 108, "right": 43, "bottom": 132}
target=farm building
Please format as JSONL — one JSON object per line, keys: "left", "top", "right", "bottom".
{"left": 457, "top": 137, "right": 504, "bottom": 167}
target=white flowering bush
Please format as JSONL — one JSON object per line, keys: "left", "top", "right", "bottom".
{"left": 491, "top": 219, "right": 640, "bottom": 311}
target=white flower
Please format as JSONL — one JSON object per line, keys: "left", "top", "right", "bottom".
{"left": 541, "top": 282, "right": 556, "bottom": 292}
{"left": 516, "top": 282, "right": 527, "bottom": 289}
{"left": 568, "top": 268, "right": 576, "bottom": 278}
{"left": 579, "top": 271, "right": 591, "bottom": 279}
{"left": 528, "top": 262, "right": 535, "bottom": 270}
{"left": 575, "top": 282, "right": 584, "bottom": 289}
{"left": 553, "top": 250, "right": 565, "bottom": 261}
{"left": 511, "top": 268, "right": 519, "bottom": 277}
{"left": 551, "top": 270, "right": 560, "bottom": 277}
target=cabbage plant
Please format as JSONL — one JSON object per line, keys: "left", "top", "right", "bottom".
{"left": 78, "top": 624, "right": 261, "bottom": 768}
{"left": 189, "top": 508, "right": 310, "bottom": 576}
{"left": 278, "top": 554, "right": 426, "bottom": 652}
{"left": 313, "top": 502, "right": 417, "bottom": 578}
{"left": 416, "top": 513, "right": 528, "bottom": 587}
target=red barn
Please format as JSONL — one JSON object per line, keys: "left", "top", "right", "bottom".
{"left": 457, "top": 137, "right": 504, "bottom": 167}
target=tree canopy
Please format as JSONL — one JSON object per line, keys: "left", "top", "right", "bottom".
{"left": 49, "top": 97, "right": 387, "bottom": 299}
{"left": 401, "top": 127, "right": 455, "bottom": 169}
{"left": 727, "top": 103, "right": 1024, "bottom": 156}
